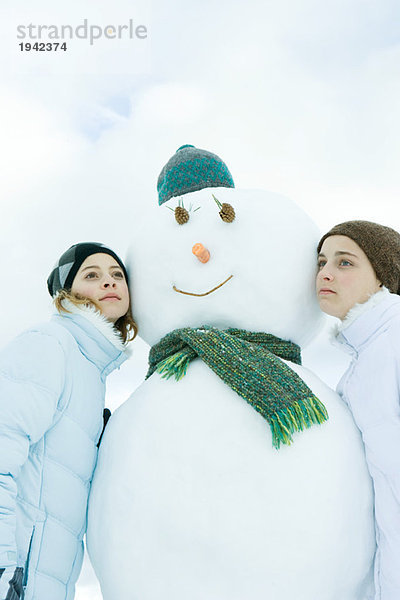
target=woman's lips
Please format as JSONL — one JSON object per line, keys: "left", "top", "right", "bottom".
{"left": 100, "top": 294, "right": 120, "bottom": 301}
{"left": 319, "top": 288, "right": 336, "bottom": 295}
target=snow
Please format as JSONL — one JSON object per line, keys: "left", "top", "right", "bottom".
{"left": 87, "top": 186, "right": 376, "bottom": 599}
{"left": 2, "top": 1, "right": 400, "bottom": 597}
{"left": 126, "top": 188, "right": 324, "bottom": 348}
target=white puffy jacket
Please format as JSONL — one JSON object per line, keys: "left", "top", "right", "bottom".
{"left": 0, "top": 302, "right": 129, "bottom": 600}
{"left": 335, "top": 288, "right": 400, "bottom": 600}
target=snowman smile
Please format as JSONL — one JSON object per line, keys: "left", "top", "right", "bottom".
{"left": 172, "top": 274, "right": 233, "bottom": 297}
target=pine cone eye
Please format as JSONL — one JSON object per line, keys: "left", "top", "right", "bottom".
{"left": 175, "top": 206, "right": 190, "bottom": 225}
{"left": 219, "top": 203, "right": 235, "bottom": 223}
{"left": 212, "top": 194, "right": 236, "bottom": 223}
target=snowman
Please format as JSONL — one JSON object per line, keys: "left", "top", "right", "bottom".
{"left": 87, "top": 145, "right": 375, "bottom": 600}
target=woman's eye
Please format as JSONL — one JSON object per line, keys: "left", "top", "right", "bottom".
{"left": 340, "top": 260, "right": 352, "bottom": 267}
{"left": 317, "top": 261, "right": 326, "bottom": 269}
{"left": 85, "top": 272, "right": 99, "bottom": 279}
{"left": 113, "top": 271, "right": 124, "bottom": 279}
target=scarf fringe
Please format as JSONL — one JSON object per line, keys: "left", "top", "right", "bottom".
{"left": 270, "top": 397, "right": 328, "bottom": 448}
{"left": 156, "top": 351, "right": 192, "bottom": 380}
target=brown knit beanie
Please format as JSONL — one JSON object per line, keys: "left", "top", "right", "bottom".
{"left": 317, "top": 220, "right": 400, "bottom": 295}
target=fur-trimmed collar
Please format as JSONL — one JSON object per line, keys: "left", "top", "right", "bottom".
{"left": 333, "top": 287, "right": 390, "bottom": 339}
{"left": 59, "top": 298, "right": 130, "bottom": 354}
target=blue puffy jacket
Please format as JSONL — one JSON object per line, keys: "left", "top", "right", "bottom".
{"left": 0, "top": 302, "right": 129, "bottom": 600}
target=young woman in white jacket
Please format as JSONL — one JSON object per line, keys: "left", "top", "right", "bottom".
{"left": 0, "top": 242, "right": 137, "bottom": 600}
{"left": 316, "top": 220, "right": 400, "bottom": 600}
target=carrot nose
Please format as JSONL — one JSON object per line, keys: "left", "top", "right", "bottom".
{"left": 192, "top": 243, "right": 210, "bottom": 263}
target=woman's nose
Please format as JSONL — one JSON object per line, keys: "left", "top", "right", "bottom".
{"left": 319, "top": 266, "right": 333, "bottom": 281}
{"left": 102, "top": 275, "right": 116, "bottom": 288}
{"left": 192, "top": 243, "right": 210, "bottom": 263}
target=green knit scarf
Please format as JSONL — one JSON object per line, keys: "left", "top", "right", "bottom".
{"left": 147, "top": 326, "right": 328, "bottom": 449}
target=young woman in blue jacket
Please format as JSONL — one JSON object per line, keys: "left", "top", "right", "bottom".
{"left": 316, "top": 220, "right": 400, "bottom": 600}
{"left": 0, "top": 242, "right": 136, "bottom": 600}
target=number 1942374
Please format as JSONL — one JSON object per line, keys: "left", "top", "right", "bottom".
{"left": 19, "top": 42, "right": 67, "bottom": 51}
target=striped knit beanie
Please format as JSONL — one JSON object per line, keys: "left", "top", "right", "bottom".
{"left": 317, "top": 220, "right": 400, "bottom": 295}
{"left": 157, "top": 144, "right": 235, "bottom": 205}
{"left": 47, "top": 242, "right": 128, "bottom": 297}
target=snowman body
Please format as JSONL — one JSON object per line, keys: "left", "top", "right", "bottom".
{"left": 87, "top": 188, "right": 375, "bottom": 599}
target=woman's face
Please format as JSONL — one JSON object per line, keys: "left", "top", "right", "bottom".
{"left": 71, "top": 253, "right": 130, "bottom": 323}
{"left": 316, "top": 235, "right": 381, "bottom": 320}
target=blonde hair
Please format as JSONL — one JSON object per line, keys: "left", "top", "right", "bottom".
{"left": 54, "top": 289, "right": 138, "bottom": 344}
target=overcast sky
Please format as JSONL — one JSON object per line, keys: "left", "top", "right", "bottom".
{"left": 1, "top": 1, "right": 400, "bottom": 598}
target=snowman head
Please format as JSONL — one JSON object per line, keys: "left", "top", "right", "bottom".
{"left": 128, "top": 146, "right": 323, "bottom": 347}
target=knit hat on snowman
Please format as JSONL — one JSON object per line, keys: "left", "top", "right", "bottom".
{"left": 157, "top": 144, "right": 235, "bottom": 205}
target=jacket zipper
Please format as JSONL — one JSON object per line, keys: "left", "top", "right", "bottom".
{"left": 23, "top": 526, "right": 35, "bottom": 588}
